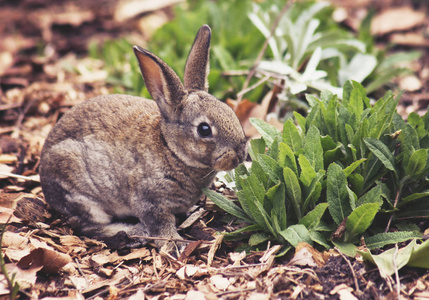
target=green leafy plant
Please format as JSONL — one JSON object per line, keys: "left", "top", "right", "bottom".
{"left": 205, "top": 80, "right": 427, "bottom": 253}
{"left": 249, "top": 1, "right": 420, "bottom": 113}
{"left": 88, "top": 39, "right": 145, "bottom": 95}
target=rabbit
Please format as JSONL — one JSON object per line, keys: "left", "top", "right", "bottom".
{"left": 39, "top": 25, "right": 247, "bottom": 250}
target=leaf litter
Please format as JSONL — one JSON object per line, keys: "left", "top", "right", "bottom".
{"left": 0, "top": 0, "right": 428, "bottom": 299}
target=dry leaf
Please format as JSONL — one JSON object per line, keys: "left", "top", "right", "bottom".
{"left": 17, "top": 247, "right": 72, "bottom": 274}
{"left": 179, "top": 240, "right": 202, "bottom": 262}
{"left": 289, "top": 242, "right": 326, "bottom": 267}
{"left": 390, "top": 32, "right": 429, "bottom": 47}
{"left": 5, "top": 263, "right": 39, "bottom": 290}
{"left": 114, "top": 0, "right": 183, "bottom": 22}
{"left": 210, "top": 275, "right": 230, "bottom": 291}
{"left": 330, "top": 284, "right": 358, "bottom": 300}
{"left": 399, "top": 75, "right": 423, "bottom": 92}
{"left": 14, "top": 197, "right": 50, "bottom": 223}
{"left": 248, "top": 293, "right": 270, "bottom": 300}
{"left": 371, "top": 7, "right": 426, "bottom": 35}
{"left": 1, "top": 231, "right": 28, "bottom": 249}
{"left": 207, "top": 234, "right": 223, "bottom": 267}
{"left": 185, "top": 290, "right": 206, "bottom": 300}
{"left": 0, "top": 207, "right": 22, "bottom": 224}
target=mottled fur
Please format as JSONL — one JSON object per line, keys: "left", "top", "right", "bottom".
{"left": 39, "top": 25, "right": 247, "bottom": 248}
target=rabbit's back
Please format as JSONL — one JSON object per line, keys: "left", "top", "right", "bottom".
{"left": 42, "top": 94, "right": 159, "bottom": 152}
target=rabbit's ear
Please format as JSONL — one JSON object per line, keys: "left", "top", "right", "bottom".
{"left": 133, "top": 46, "right": 186, "bottom": 118}
{"left": 183, "top": 25, "right": 211, "bottom": 92}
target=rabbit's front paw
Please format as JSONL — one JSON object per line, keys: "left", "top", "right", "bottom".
{"left": 104, "top": 231, "right": 148, "bottom": 249}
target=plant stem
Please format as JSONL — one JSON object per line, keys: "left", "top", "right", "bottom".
{"left": 385, "top": 187, "right": 402, "bottom": 233}
{"left": 235, "top": 0, "right": 292, "bottom": 107}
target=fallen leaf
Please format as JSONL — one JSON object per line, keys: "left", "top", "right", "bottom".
{"left": 114, "top": 0, "right": 183, "bottom": 22}
{"left": 390, "top": 32, "right": 429, "bottom": 47}
{"left": 17, "top": 247, "right": 72, "bottom": 274}
{"left": 0, "top": 155, "right": 17, "bottom": 164}
{"left": 248, "top": 293, "right": 270, "bottom": 300}
{"left": 330, "top": 283, "right": 358, "bottom": 300}
{"left": 179, "top": 240, "right": 202, "bottom": 262}
{"left": 371, "top": 7, "right": 426, "bottom": 36}
{"left": 14, "top": 197, "right": 50, "bottom": 223}
{"left": 399, "top": 75, "right": 423, "bottom": 92}
{"left": 185, "top": 290, "right": 206, "bottom": 300}
{"left": 5, "top": 263, "right": 39, "bottom": 290}
{"left": 289, "top": 242, "right": 326, "bottom": 267}
{"left": 0, "top": 207, "right": 22, "bottom": 224}
{"left": 210, "top": 275, "right": 230, "bottom": 291}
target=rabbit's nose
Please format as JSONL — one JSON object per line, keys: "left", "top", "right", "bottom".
{"left": 236, "top": 141, "right": 248, "bottom": 163}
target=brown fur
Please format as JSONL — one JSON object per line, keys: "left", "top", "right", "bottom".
{"left": 39, "top": 25, "right": 247, "bottom": 249}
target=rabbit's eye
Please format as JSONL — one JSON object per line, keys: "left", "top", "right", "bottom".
{"left": 197, "top": 122, "right": 212, "bottom": 137}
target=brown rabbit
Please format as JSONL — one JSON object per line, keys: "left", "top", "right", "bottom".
{"left": 39, "top": 25, "right": 247, "bottom": 249}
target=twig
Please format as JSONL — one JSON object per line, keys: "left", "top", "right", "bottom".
{"left": 335, "top": 247, "right": 361, "bottom": 296}
{"left": 0, "top": 172, "right": 40, "bottom": 182}
{"left": 393, "top": 244, "right": 401, "bottom": 298}
{"left": 216, "top": 288, "right": 256, "bottom": 296}
{"left": 236, "top": 75, "right": 270, "bottom": 98}
{"left": 74, "top": 258, "right": 90, "bottom": 289}
{"left": 235, "top": 0, "right": 292, "bottom": 107}
{"left": 385, "top": 188, "right": 401, "bottom": 232}
{"left": 131, "top": 235, "right": 212, "bottom": 244}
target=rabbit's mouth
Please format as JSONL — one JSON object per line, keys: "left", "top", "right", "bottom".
{"left": 213, "top": 149, "right": 245, "bottom": 171}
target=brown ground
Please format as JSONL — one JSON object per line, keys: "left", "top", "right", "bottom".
{"left": 1, "top": 0, "right": 428, "bottom": 299}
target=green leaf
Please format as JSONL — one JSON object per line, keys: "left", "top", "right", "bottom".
{"left": 268, "top": 183, "right": 287, "bottom": 231}
{"left": 249, "top": 232, "right": 271, "bottom": 246}
{"left": 298, "top": 154, "right": 317, "bottom": 187}
{"left": 400, "top": 123, "right": 420, "bottom": 169}
{"left": 304, "top": 126, "right": 324, "bottom": 171}
{"left": 239, "top": 173, "right": 266, "bottom": 205}
{"left": 343, "top": 159, "right": 366, "bottom": 178}
{"left": 283, "top": 167, "right": 302, "bottom": 219}
{"left": 407, "top": 239, "right": 429, "bottom": 269}
{"left": 405, "top": 149, "right": 427, "bottom": 177}
{"left": 282, "top": 119, "right": 303, "bottom": 152}
{"left": 365, "top": 231, "right": 423, "bottom": 250}
{"left": 347, "top": 186, "right": 357, "bottom": 210}
{"left": 302, "top": 171, "right": 325, "bottom": 211}
{"left": 309, "top": 230, "right": 330, "bottom": 249}
{"left": 250, "top": 161, "right": 269, "bottom": 188}
{"left": 293, "top": 112, "right": 306, "bottom": 133}
{"left": 257, "top": 154, "right": 283, "bottom": 183}
{"left": 407, "top": 112, "right": 426, "bottom": 139}
{"left": 299, "top": 203, "right": 329, "bottom": 229}
{"left": 253, "top": 200, "right": 276, "bottom": 236}
{"left": 279, "top": 224, "right": 312, "bottom": 247}
{"left": 269, "top": 138, "right": 279, "bottom": 161}
{"left": 333, "top": 241, "right": 357, "bottom": 257}
{"left": 356, "top": 184, "right": 383, "bottom": 207}
{"left": 250, "top": 118, "right": 281, "bottom": 148}
{"left": 363, "top": 137, "right": 396, "bottom": 173}
{"left": 327, "top": 163, "right": 351, "bottom": 225}
{"left": 348, "top": 173, "right": 364, "bottom": 196}
{"left": 278, "top": 142, "right": 297, "bottom": 173}
{"left": 249, "top": 138, "right": 266, "bottom": 161}
{"left": 359, "top": 240, "right": 429, "bottom": 279}
{"left": 400, "top": 189, "right": 429, "bottom": 206}
{"left": 203, "top": 188, "right": 251, "bottom": 223}
{"left": 346, "top": 203, "right": 379, "bottom": 238}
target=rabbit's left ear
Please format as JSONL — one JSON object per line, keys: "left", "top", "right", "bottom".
{"left": 184, "top": 25, "right": 211, "bottom": 92}
{"left": 133, "top": 46, "right": 186, "bottom": 119}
